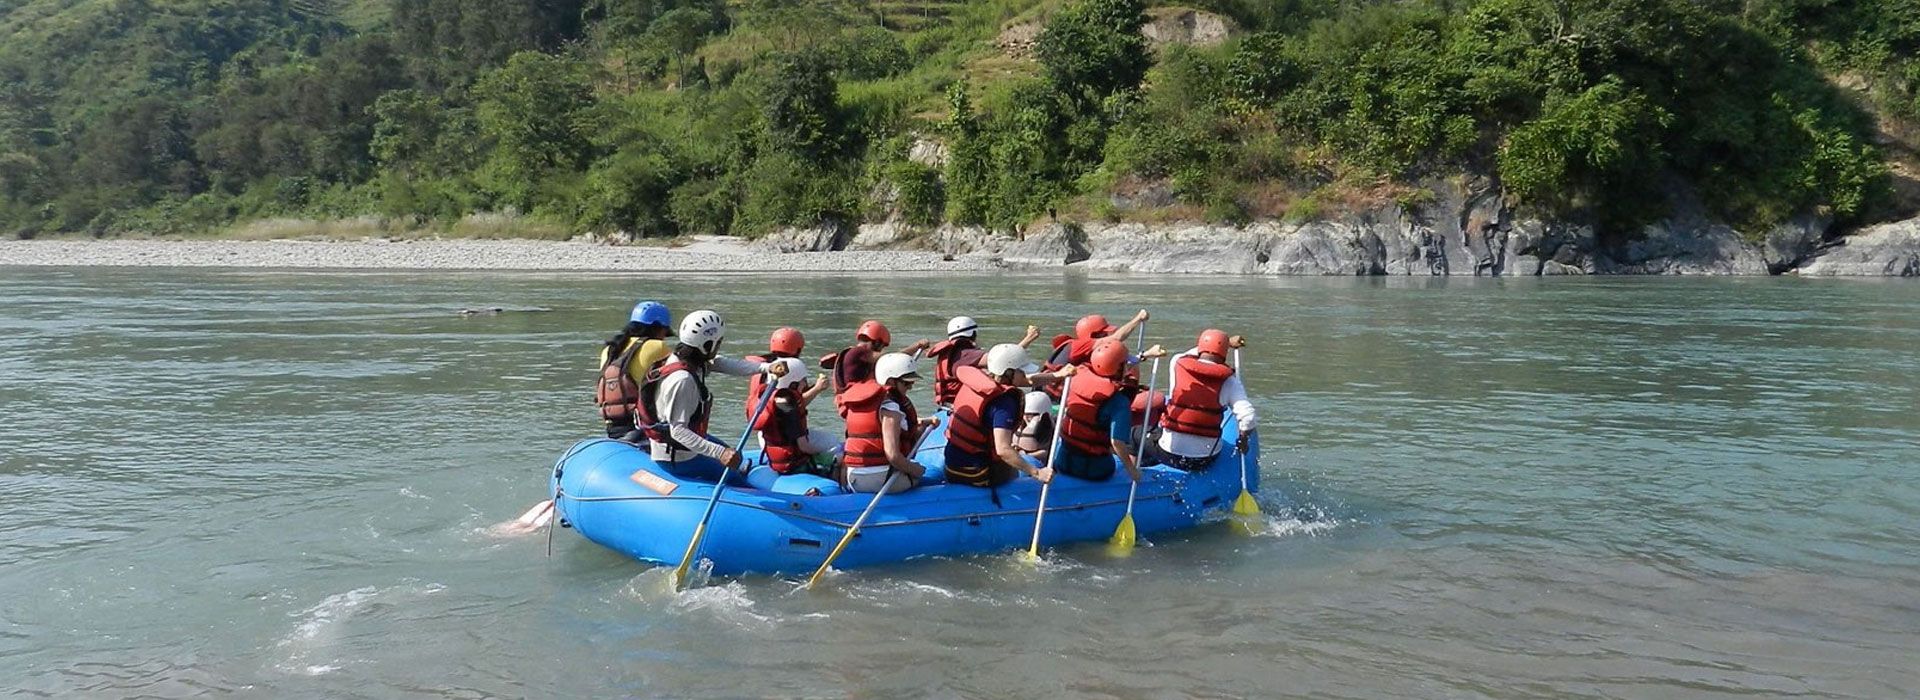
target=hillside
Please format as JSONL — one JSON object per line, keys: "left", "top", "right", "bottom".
{"left": 0, "top": 0, "right": 1916, "bottom": 241}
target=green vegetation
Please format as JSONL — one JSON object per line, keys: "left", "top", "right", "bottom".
{"left": 0, "top": 0, "right": 1913, "bottom": 239}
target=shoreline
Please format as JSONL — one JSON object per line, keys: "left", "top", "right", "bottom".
{"left": 3, "top": 215, "right": 1917, "bottom": 275}
{"left": 0, "top": 237, "right": 1000, "bottom": 273}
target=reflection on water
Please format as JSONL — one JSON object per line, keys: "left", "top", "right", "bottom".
{"left": 2, "top": 269, "right": 1917, "bottom": 697}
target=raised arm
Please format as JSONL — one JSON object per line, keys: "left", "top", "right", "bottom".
{"left": 708, "top": 354, "right": 771, "bottom": 377}
{"left": 1109, "top": 309, "right": 1149, "bottom": 344}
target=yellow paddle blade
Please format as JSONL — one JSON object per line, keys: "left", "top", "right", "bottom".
{"left": 1232, "top": 489, "right": 1261, "bottom": 516}
{"left": 806, "top": 533, "right": 858, "bottom": 590}
{"left": 1106, "top": 514, "right": 1137, "bottom": 554}
{"left": 1230, "top": 490, "right": 1262, "bottom": 535}
{"left": 671, "top": 522, "right": 708, "bottom": 590}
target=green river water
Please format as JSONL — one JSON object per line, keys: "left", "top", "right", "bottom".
{"left": 2, "top": 268, "right": 1917, "bottom": 698}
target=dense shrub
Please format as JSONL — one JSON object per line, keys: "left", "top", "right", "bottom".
{"left": 0, "top": 0, "right": 1902, "bottom": 238}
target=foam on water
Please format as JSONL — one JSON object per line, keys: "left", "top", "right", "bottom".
{"left": 273, "top": 583, "right": 444, "bottom": 676}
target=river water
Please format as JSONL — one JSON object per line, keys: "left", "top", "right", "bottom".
{"left": 2, "top": 268, "right": 1917, "bottom": 698}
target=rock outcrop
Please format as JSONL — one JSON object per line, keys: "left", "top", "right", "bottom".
{"left": 1797, "top": 219, "right": 1920, "bottom": 276}
{"left": 757, "top": 219, "right": 851, "bottom": 252}
{"left": 1142, "top": 8, "right": 1236, "bottom": 48}
{"left": 762, "top": 181, "right": 1920, "bottom": 275}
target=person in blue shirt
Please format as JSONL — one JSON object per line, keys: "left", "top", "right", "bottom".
{"left": 1055, "top": 339, "right": 1164, "bottom": 481}
{"left": 943, "top": 344, "right": 1073, "bottom": 488}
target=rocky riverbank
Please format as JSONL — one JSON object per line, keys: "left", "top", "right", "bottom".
{"left": 764, "top": 179, "right": 1920, "bottom": 277}
{"left": 5, "top": 192, "right": 1918, "bottom": 276}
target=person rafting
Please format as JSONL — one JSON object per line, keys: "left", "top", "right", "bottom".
{"left": 945, "top": 344, "right": 1074, "bottom": 491}
{"left": 747, "top": 326, "right": 831, "bottom": 409}
{"left": 1148, "top": 329, "right": 1255, "bottom": 470}
{"left": 928, "top": 316, "right": 1042, "bottom": 407}
{"left": 825, "top": 320, "right": 930, "bottom": 410}
{"left": 1055, "top": 339, "right": 1166, "bottom": 482}
{"left": 744, "top": 357, "right": 839, "bottom": 487}
{"left": 634, "top": 309, "right": 788, "bottom": 481}
{"left": 1057, "top": 309, "right": 1151, "bottom": 367}
{"left": 596, "top": 300, "right": 674, "bottom": 441}
{"left": 1015, "top": 389, "right": 1055, "bottom": 463}
{"left": 839, "top": 352, "right": 935, "bottom": 494}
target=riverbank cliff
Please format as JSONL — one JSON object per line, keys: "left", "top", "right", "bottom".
{"left": 764, "top": 180, "right": 1920, "bottom": 276}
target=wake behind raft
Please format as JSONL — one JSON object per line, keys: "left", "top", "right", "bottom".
{"left": 547, "top": 413, "right": 1260, "bottom": 576}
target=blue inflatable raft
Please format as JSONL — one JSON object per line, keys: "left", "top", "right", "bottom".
{"left": 548, "top": 414, "right": 1259, "bottom": 576}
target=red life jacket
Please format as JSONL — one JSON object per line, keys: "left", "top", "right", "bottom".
{"left": 1039, "top": 336, "right": 1073, "bottom": 401}
{"left": 751, "top": 384, "right": 808, "bottom": 474}
{"left": 945, "top": 365, "right": 1009, "bottom": 462}
{"left": 596, "top": 339, "right": 643, "bottom": 425}
{"left": 1160, "top": 355, "right": 1233, "bottom": 438}
{"left": 744, "top": 353, "right": 780, "bottom": 404}
{"left": 1067, "top": 337, "right": 1097, "bottom": 366}
{"left": 927, "top": 338, "right": 976, "bottom": 406}
{"left": 633, "top": 359, "right": 710, "bottom": 448}
{"left": 1060, "top": 372, "right": 1119, "bottom": 456}
{"left": 1131, "top": 389, "right": 1167, "bottom": 429}
{"left": 841, "top": 381, "right": 922, "bottom": 470}
{"left": 826, "top": 345, "right": 877, "bottom": 415}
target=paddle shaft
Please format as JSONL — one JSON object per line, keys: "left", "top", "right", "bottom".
{"left": 805, "top": 419, "right": 938, "bottom": 588}
{"left": 673, "top": 379, "right": 780, "bottom": 590}
{"left": 1125, "top": 355, "right": 1162, "bottom": 517}
{"left": 1028, "top": 373, "right": 1073, "bottom": 557}
{"left": 1233, "top": 348, "right": 1251, "bottom": 492}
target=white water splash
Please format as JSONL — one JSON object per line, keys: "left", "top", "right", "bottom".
{"left": 621, "top": 568, "right": 776, "bottom": 629}
{"left": 273, "top": 583, "right": 444, "bottom": 676}
{"left": 670, "top": 582, "right": 775, "bottom": 629}
{"left": 274, "top": 586, "right": 375, "bottom": 676}
{"left": 1252, "top": 514, "right": 1341, "bottom": 538}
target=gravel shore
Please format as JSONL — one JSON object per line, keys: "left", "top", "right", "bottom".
{"left": 0, "top": 237, "right": 1002, "bottom": 272}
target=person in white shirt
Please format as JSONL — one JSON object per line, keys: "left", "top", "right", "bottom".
{"left": 839, "top": 353, "right": 934, "bottom": 494}
{"left": 1149, "top": 329, "right": 1255, "bottom": 469}
{"left": 637, "top": 310, "right": 786, "bottom": 481}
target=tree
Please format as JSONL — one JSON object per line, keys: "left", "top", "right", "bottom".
{"left": 761, "top": 51, "right": 841, "bottom": 164}
{"left": 1499, "top": 78, "right": 1670, "bottom": 212}
{"left": 942, "top": 84, "right": 993, "bottom": 225}
{"left": 473, "top": 52, "right": 595, "bottom": 210}
{"left": 1036, "top": 0, "right": 1151, "bottom": 105}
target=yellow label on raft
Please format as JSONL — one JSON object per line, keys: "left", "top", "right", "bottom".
{"left": 630, "top": 470, "right": 678, "bottom": 496}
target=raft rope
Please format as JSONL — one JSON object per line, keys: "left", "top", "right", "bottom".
{"left": 550, "top": 488, "right": 1181, "bottom": 530}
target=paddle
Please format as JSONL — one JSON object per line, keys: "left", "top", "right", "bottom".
{"left": 1026, "top": 373, "right": 1073, "bottom": 561}
{"left": 1230, "top": 347, "right": 1261, "bottom": 520}
{"left": 672, "top": 379, "right": 780, "bottom": 591}
{"left": 804, "top": 422, "right": 937, "bottom": 589}
{"left": 1109, "top": 355, "right": 1160, "bottom": 553}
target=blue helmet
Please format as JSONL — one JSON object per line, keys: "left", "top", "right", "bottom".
{"left": 629, "top": 301, "right": 671, "bottom": 327}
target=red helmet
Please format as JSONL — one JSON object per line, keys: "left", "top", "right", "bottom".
{"left": 856, "top": 320, "right": 891, "bottom": 346}
{"left": 1090, "top": 339, "right": 1129, "bottom": 378}
{"left": 1074, "top": 314, "right": 1115, "bottom": 340}
{"left": 1197, "top": 329, "right": 1229, "bottom": 357}
{"left": 769, "top": 327, "right": 805, "bottom": 356}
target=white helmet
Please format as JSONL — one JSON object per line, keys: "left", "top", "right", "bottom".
{"left": 985, "top": 343, "right": 1032, "bottom": 376}
{"left": 678, "top": 309, "right": 726, "bottom": 355}
{"left": 1022, "top": 390, "right": 1051, "bottom": 415}
{"left": 875, "top": 352, "right": 920, "bottom": 384}
{"left": 946, "top": 316, "right": 979, "bottom": 340}
{"left": 771, "top": 357, "right": 808, "bottom": 390}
